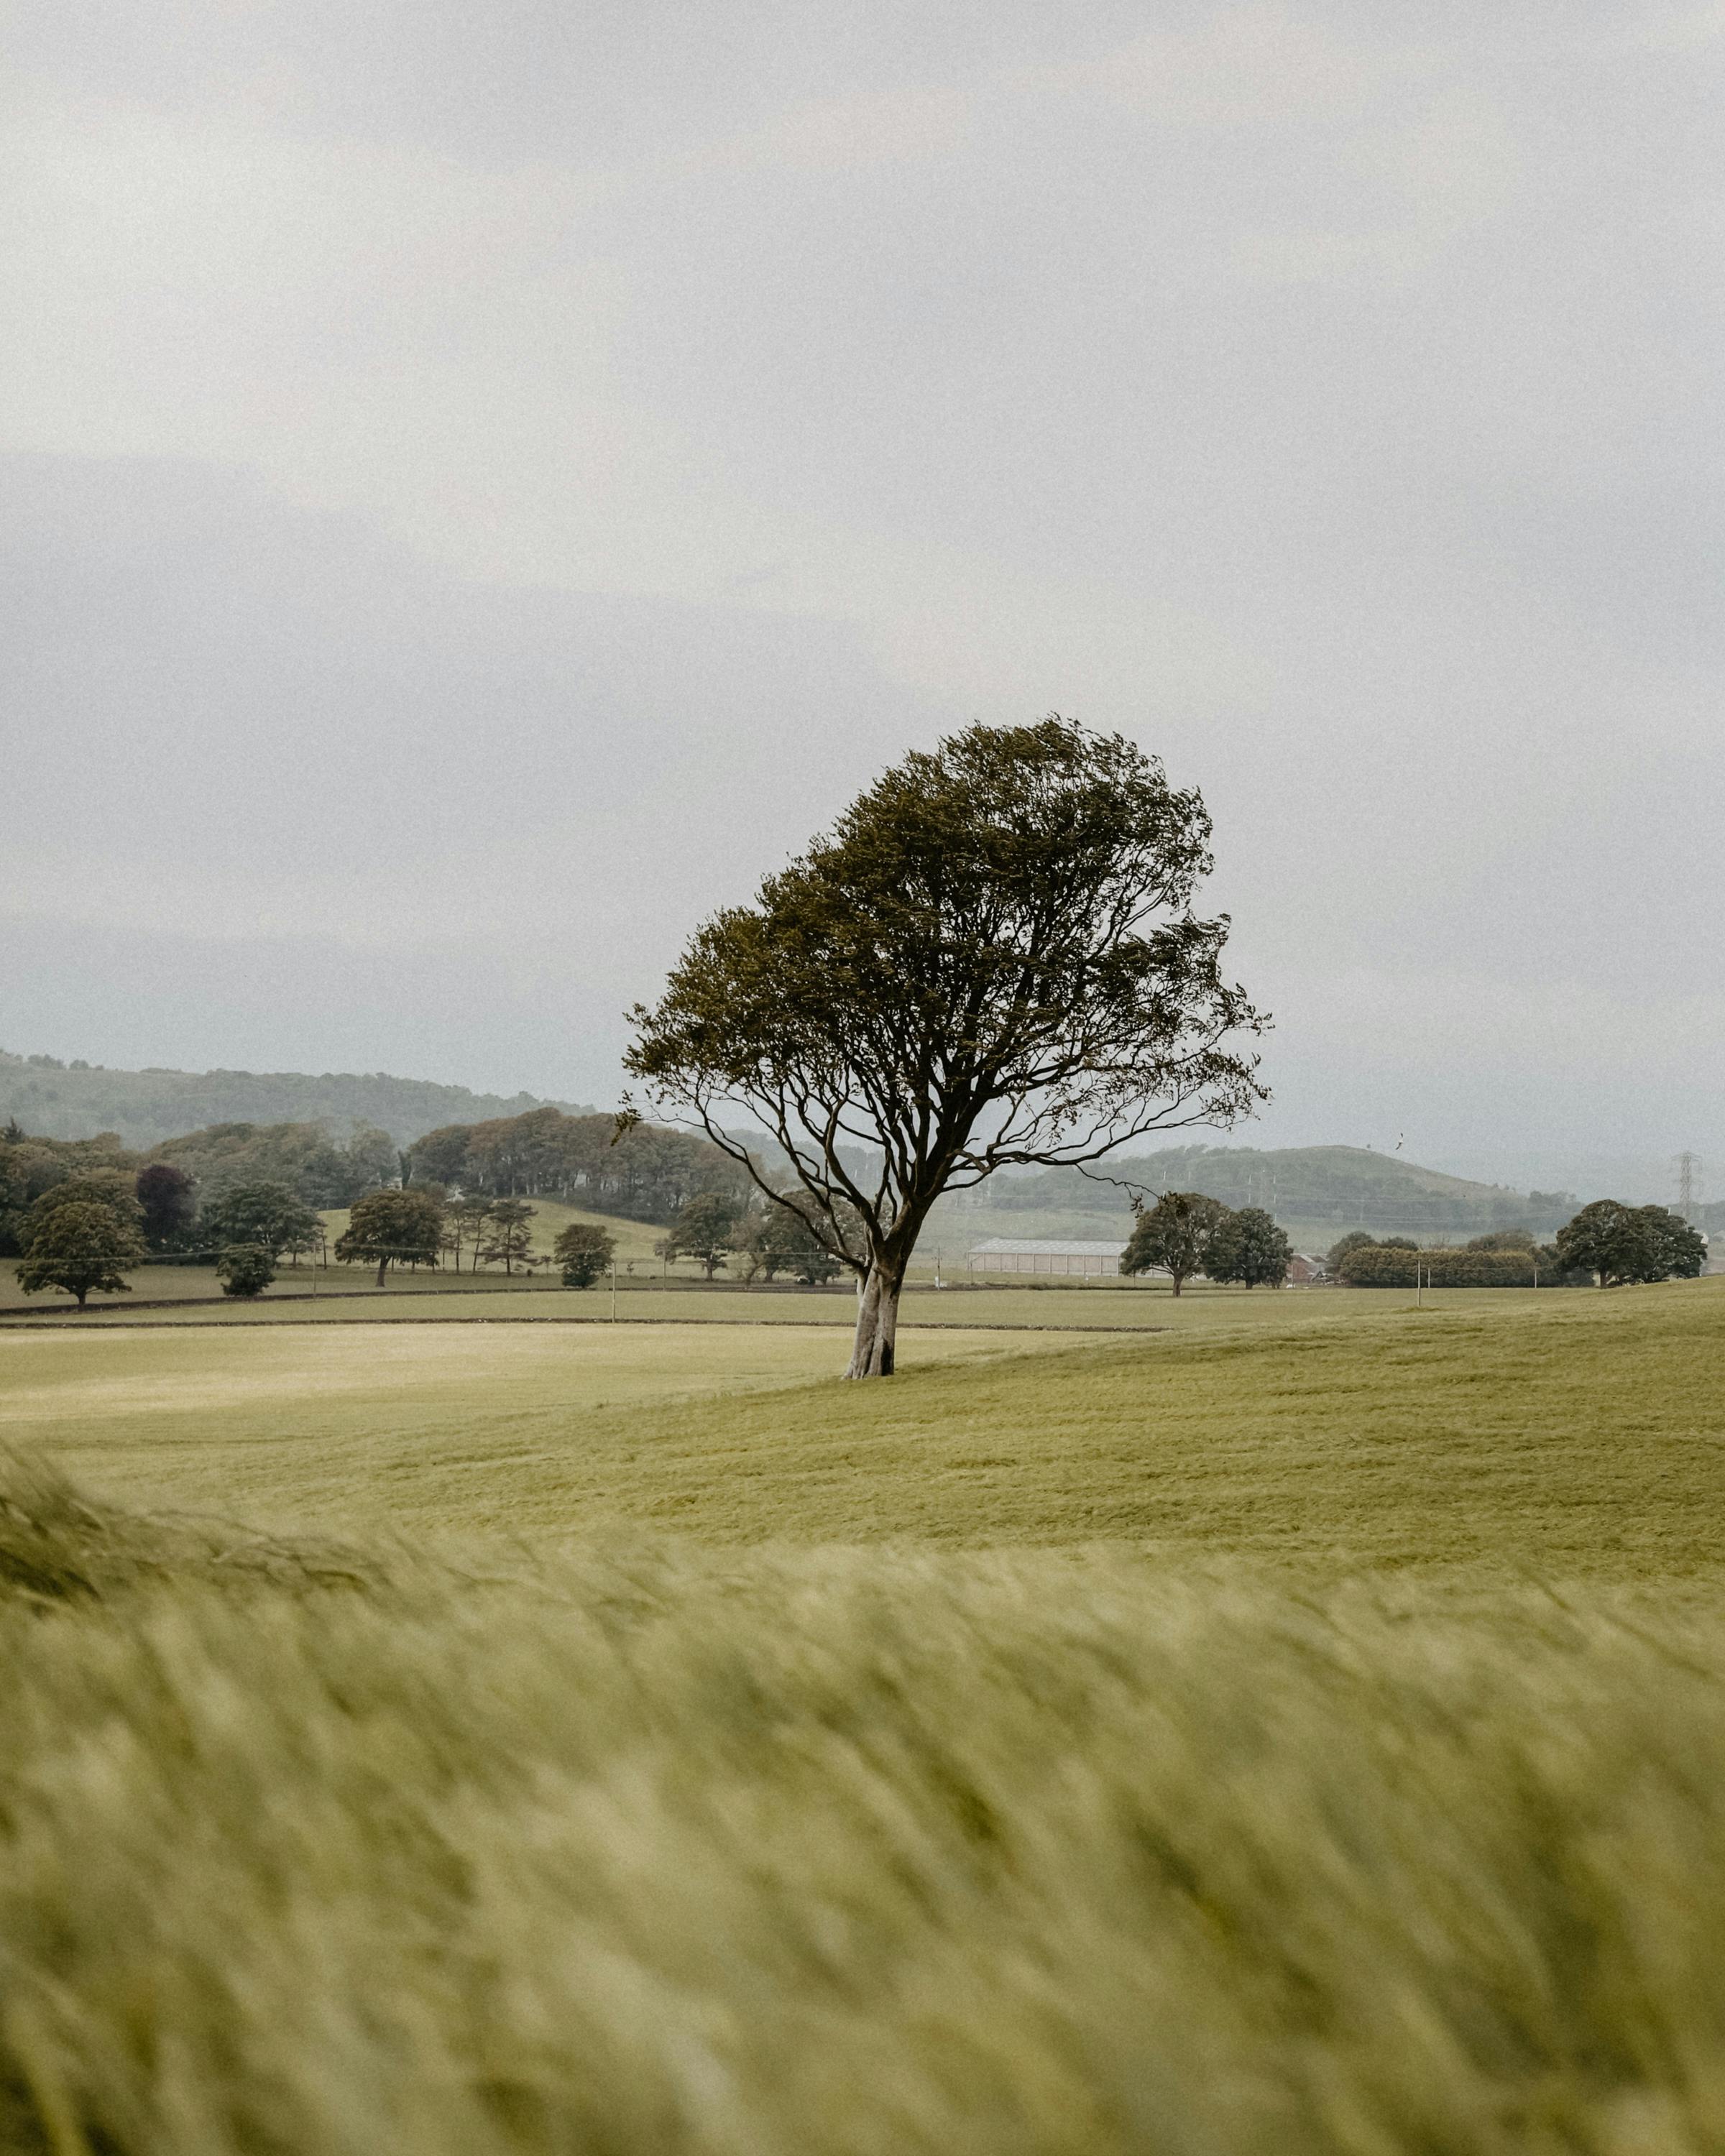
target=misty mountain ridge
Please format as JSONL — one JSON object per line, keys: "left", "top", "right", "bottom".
{"left": 0, "top": 1049, "right": 591, "bottom": 1152}
{"left": 966, "top": 1145, "right": 1577, "bottom": 1239}
{"left": 2, "top": 1051, "right": 1670, "bottom": 1238}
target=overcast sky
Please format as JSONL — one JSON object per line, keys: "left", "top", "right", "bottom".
{"left": 4, "top": 1, "right": 1722, "bottom": 1194}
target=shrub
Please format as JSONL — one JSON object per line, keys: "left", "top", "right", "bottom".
{"left": 215, "top": 1243, "right": 277, "bottom": 1299}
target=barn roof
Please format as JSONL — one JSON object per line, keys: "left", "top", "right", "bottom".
{"left": 969, "top": 1238, "right": 1126, "bottom": 1257}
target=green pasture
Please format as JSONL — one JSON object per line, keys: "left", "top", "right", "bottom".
{"left": 6, "top": 1276, "right": 1719, "bottom": 1562}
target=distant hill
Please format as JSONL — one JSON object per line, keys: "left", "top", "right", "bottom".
{"left": 936, "top": 1143, "right": 1578, "bottom": 1248}
{"left": 0, "top": 1051, "right": 591, "bottom": 1151}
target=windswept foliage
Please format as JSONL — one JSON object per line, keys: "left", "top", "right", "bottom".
{"left": 2, "top": 1442, "right": 1725, "bottom": 2155}
{"left": 630, "top": 719, "right": 1264, "bottom": 1375}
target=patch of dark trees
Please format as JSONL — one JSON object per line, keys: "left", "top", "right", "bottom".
{"left": 404, "top": 1108, "right": 752, "bottom": 1222}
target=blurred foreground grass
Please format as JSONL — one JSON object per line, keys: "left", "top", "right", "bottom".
{"left": 5, "top": 1284, "right": 1725, "bottom": 2152}
{"left": 4, "top": 1445, "right": 1725, "bottom": 2155}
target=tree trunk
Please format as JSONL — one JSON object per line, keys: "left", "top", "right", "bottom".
{"left": 376, "top": 1256, "right": 388, "bottom": 1287}
{"left": 75, "top": 1286, "right": 88, "bottom": 1308}
{"left": 1171, "top": 1269, "right": 1184, "bottom": 1297}
{"left": 847, "top": 1265, "right": 902, "bottom": 1378}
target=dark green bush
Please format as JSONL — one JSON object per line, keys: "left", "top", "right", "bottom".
{"left": 216, "top": 1243, "right": 277, "bottom": 1299}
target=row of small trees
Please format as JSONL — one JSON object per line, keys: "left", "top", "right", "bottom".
{"left": 1327, "top": 1203, "right": 1706, "bottom": 1290}
{"left": 6, "top": 1174, "right": 622, "bottom": 1306}
{"left": 6, "top": 1169, "right": 839, "bottom": 1307}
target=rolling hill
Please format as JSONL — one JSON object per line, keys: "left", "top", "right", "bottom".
{"left": 0, "top": 1049, "right": 590, "bottom": 1150}
{"left": 932, "top": 1142, "right": 1576, "bottom": 1253}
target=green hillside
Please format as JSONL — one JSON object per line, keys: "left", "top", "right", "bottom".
{"left": 0, "top": 1049, "right": 589, "bottom": 1149}
{"left": 937, "top": 1141, "right": 1574, "bottom": 1252}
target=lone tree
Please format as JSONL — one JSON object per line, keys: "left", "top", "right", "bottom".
{"left": 627, "top": 718, "right": 1264, "bottom": 1376}
{"left": 17, "top": 1201, "right": 146, "bottom": 1309}
{"left": 656, "top": 1193, "right": 744, "bottom": 1280}
{"left": 1119, "top": 1192, "right": 1229, "bottom": 1296}
{"left": 1205, "top": 1204, "right": 1292, "bottom": 1288}
{"left": 334, "top": 1188, "right": 445, "bottom": 1285}
{"left": 1556, "top": 1200, "right": 1706, "bottom": 1288}
{"left": 554, "top": 1221, "right": 615, "bottom": 1288}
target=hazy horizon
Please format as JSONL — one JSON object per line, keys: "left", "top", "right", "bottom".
{"left": 6, "top": 4, "right": 1722, "bottom": 1199}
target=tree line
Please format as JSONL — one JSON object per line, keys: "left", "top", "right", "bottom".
{"left": 3, "top": 1135, "right": 848, "bottom": 1308}
{"left": 404, "top": 1107, "right": 752, "bottom": 1220}
{"left": 1325, "top": 1204, "right": 1706, "bottom": 1289}
{"left": 0, "top": 1046, "right": 572, "bottom": 1151}
{"left": 0, "top": 1118, "right": 402, "bottom": 1256}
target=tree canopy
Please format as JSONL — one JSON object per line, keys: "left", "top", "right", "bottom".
{"left": 200, "top": 1182, "right": 320, "bottom": 1259}
{"left": 334, "top": 1189, "right": 446, "bottom": 1285}
{"left": 135, "top": 1162, "right": 196, "bottom": 1249}
{"left": 738, "top": 1197, "right": 845, "bottom": 1285}
{"left": 1205, "top": 1205, "right": 1292, "bottom": 1288}
{"left": 628, "top": 717, "right": 1263, "bottom": 1376}
{"left": 656, "top": 1193, "right": 744, "bottom": 1279}
{"left": 407, "top": 1107, "right": 750, "bottom": 1221}
{"left": 1555, "top": 1202, "right": 1706, "bottom": 1288}
{"left": 1119, "top": 1192, "right": 1230, "bottom": 1296}
{"left": 476, "top": 1199, "right": 536, "bottom": 1276}
{"left": 16, "top": 1200, "right": 146, "bottom": 1307}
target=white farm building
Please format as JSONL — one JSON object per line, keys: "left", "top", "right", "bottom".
{"left": 967, "top": 1238, "right": 1126, "bottom": 1278}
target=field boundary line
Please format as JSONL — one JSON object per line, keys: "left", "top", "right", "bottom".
{"left": 0, "top": 1315, "right": 1166, "bottom": 1335}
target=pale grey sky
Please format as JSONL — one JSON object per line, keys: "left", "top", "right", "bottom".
{"left": 4, "top": 2, "right": 1722, "bottom": 1192}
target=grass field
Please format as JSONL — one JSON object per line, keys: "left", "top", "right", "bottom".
{"left": 3, "top": 1280, "right": 1724, "bottom": 2152}
{"left": 4, "top": 1280, "right": 1718, "bottom": 1557}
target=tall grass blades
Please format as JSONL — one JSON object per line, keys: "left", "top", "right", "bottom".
{"left": 3, "top": 1455, "right": 1725, "bottom": 2154}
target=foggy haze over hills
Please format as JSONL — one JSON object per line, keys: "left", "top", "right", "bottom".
{"left": 0, "top": 1045, "right": 1696, "bottom": 1216}
{"left": 5, "top": 4, "right": 1723, "bottom": 1184}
